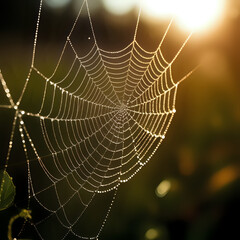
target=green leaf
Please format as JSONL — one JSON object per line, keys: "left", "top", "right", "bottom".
{"left": 0, "top": 170, "right": 16, "bottom": 211}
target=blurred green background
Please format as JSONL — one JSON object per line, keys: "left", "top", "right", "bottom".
{"left": 0, "top": 0, "right": 240, "bottom": 239}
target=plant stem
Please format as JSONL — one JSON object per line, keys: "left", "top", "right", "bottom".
{"left": 8, "top": 209, "right": 32, "bottom": 240}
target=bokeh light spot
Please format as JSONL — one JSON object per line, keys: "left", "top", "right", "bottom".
{"left": 102, "top": 0, "right": 137, "bottom": 15}
{"left": 156, "top": 180, "right": 171, "bottom": 198}
{"left": 141, "top": 0, "right": 175, "bottom": 19}
{"left": 209, "top": 166, "right": 239, "bottom": 192}
{"left": 145, "top": 228, "right": 159, "bottom": 240}
{"left": 45, "top": 0, "right": 71, "bottom": 9}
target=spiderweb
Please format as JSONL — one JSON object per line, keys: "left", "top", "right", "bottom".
{"left": 0, "top": 0, "right": 197, "bottom": 239}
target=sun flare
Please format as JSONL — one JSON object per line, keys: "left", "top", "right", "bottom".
{"left": 141, "top": 0, "right": 225, "bottom": 31}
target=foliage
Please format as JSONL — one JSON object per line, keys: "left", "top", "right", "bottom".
{"left": 0, "top": 170, "right": 16, "bottom": 211}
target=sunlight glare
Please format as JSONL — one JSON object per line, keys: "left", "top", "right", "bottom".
{"left": 141, "top": 0, "right": 225, "bottom": 31}
{"left": 176, "top": 0, "right": 225, "bottom": 31}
